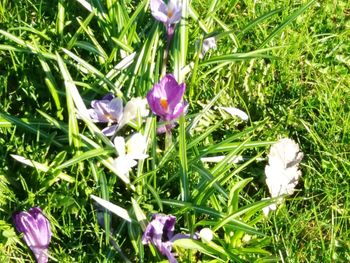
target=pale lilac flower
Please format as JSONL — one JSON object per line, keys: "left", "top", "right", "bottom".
{"left": 150, "top": 0, "right": 182, "bottom": 25}
{"left": 88, "top": 94, "right": 150, "bottom": 136}
{"left": 150, "top": 0, "right": 182, "bottom": 40}
{"left": 147, "top": 74, "right": 187, "bottom": 121}
{"left": 13, "top": 207, "right": 52, "bottom": 263}
{"left": 263, "top": 138, "right": 303, "bottom": 216}
{"left": 142, "top": 214, "right": 186, "bottom": 263}
{"left": 199, "top": 37, "right": 217, "bottom": 59}
{"left": 88, "top": 93, "right": 123, "bottom": 136}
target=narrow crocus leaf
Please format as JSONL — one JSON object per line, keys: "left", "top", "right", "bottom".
{"left": 91, "top": 195, "right": 132, "bottom": 222}
{"left": 220, "top": 106, "right": 249, "bottom": 121}
{"left": 11, "top": 154, "right": 74, "bottom": 183}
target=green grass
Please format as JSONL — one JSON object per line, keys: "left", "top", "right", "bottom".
{"left": 0, "top": 0, "right": 349, "bottom": 262}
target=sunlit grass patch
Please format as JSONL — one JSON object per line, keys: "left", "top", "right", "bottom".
{"left": 0, "top": 0, "right": 349, "bottom": 261}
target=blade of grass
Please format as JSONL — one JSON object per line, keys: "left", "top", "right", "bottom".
{"left": 259, "top": 0, "right": 316, "bottom": 47}
{"left": 0, "top": 112, "right": 62, "bottom": 147}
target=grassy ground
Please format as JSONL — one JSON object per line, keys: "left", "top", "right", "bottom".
{"left": 0, "top": 0, "right": 349, "bottom": 262}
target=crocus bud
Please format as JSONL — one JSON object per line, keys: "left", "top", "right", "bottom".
{"left": 199, "top": 228, "right": 213, "bottom": 243}
{"left": 13, "top": 207, "right": 52, "bottom": 263}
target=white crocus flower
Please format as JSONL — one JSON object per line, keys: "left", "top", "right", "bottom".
{"left": 118, "top": 97, "right": 149, "bottom": 130}
{"left": 113, "top": 133, "right": 148, "bottom": 179}
{"left": 263, "top": 138, "right": 303, "bottom": 216}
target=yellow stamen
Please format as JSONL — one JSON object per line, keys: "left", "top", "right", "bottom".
{"left": 160, "top": 98, "right": 168, "bottom": 110}
{"left": 104, "top": 114, "right": 113, "bottom": 121}
{"left": 167, "top": 9, "right": 173, "bottom": 18}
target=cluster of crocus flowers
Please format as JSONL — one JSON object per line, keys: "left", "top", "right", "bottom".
{"left": 263, "top": 138, "right": 304, "bottom": 216}
{"left": 147, "top": 74, "right": 187, "bottom": 133}
{"left": 113, "top": 132, "right": 148, "bottom": 179}
{"left": 150, "top": 0, "right": 182, "bottom": 40}
{"left": 88, "top": 93, "right": 149, "bottom": 136}
{"left": 13, "top": 207, "right": 52, "bottom": 263}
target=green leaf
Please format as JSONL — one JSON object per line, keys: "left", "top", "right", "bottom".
{"left": 56, "top": 52, "right": 81, "bottom": 150}
{"left": 131, "top": 198, "right": 148, "bottom": 231}
{"left": 91, "top": 195, "right": 132, "bottom": 223}
{"left": 200, "top": 48, "right": 280, "bottom": 66}
{"left": 53, "top": 148, "right": 115, "bottom": 171}
{"left": 173, "top": 239, "right": 226, "bottom": 262}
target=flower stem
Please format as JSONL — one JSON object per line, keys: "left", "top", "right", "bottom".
{"left": 165, "top": 128, "right": 172, "bottom": 151}
{"left": 161, "top": 24, "right": 175, "bottom": 77}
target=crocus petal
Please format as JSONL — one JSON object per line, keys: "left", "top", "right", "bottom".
{"left": 150, "top": 0, "right": 168, "bottom": 23}
{"left": 262, "top": 202, "right": 277, "bottom": 217}
{"left": 113, "top": 156, "right": 136, "bottom": 179}
{"left": 88, "top": 94, "right": 123, "bottom": 124}
{"left": 147, "top": 84, "right": 168, "bottom": 119}
{"left": 267, "top": 138, "right": 303, "bottom": 169}
{"left": 101, "top": 125, "right": 118, "bottom": 136}
{"left": 91, "top": 100, "right": 110, "bottom": 113}
{"left": 118, "top": 97, "right": 149, "bottom": 129}
{"left": 107, "top": 98, "right": 123, "bottom": 122}
{"left": 31, "top": 247, "right": 49, "bottom": 263}
{"left": 165, "top": 79, "right": 186, "bottom": 111}
{"left": 88, "top": 108, "right": 109, "bottom": 122}
{"left": 102, "top": 92, "right": 115, "bottom": 100}
{"left": 126, "top": 133, "right": 148, "bottom": 160}
{"left": 167, "top": 100, "right": 187, "bottom": 121}
{"left": 167, "top": 0, "right": 182, "bottom": 24}
{"left": 13, "top": 212, "right": 40, "bottom": 247}
{"left": 161, "top": 244, "right": 178, "bottom": 263}
{"left": 29, "top": 208, "right": 51, "bottom": 247}
{"left": 170, "top": 233, "right": 192, "bottom": 242}
{"left": 114, "top": 136, "right": 126, "bottom": 157}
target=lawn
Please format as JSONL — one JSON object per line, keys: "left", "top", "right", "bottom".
{"left": 0, "top": 0, "right": 349, "bottom": 262}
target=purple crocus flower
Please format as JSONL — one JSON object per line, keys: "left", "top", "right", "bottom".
{"left": 142, "top": 214, "right": 187, "bottom": 263}
{"left": 146, "top": 74, "right": 187, "bottom": 132}
{"left": 150, "top": 0, "right": 182, "bottom": 39}
{"left": 87, "top": 93, "right": 123, "bottom": 136}
{"left": 13, "top": 207, "right": 52, "bottom": 263}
